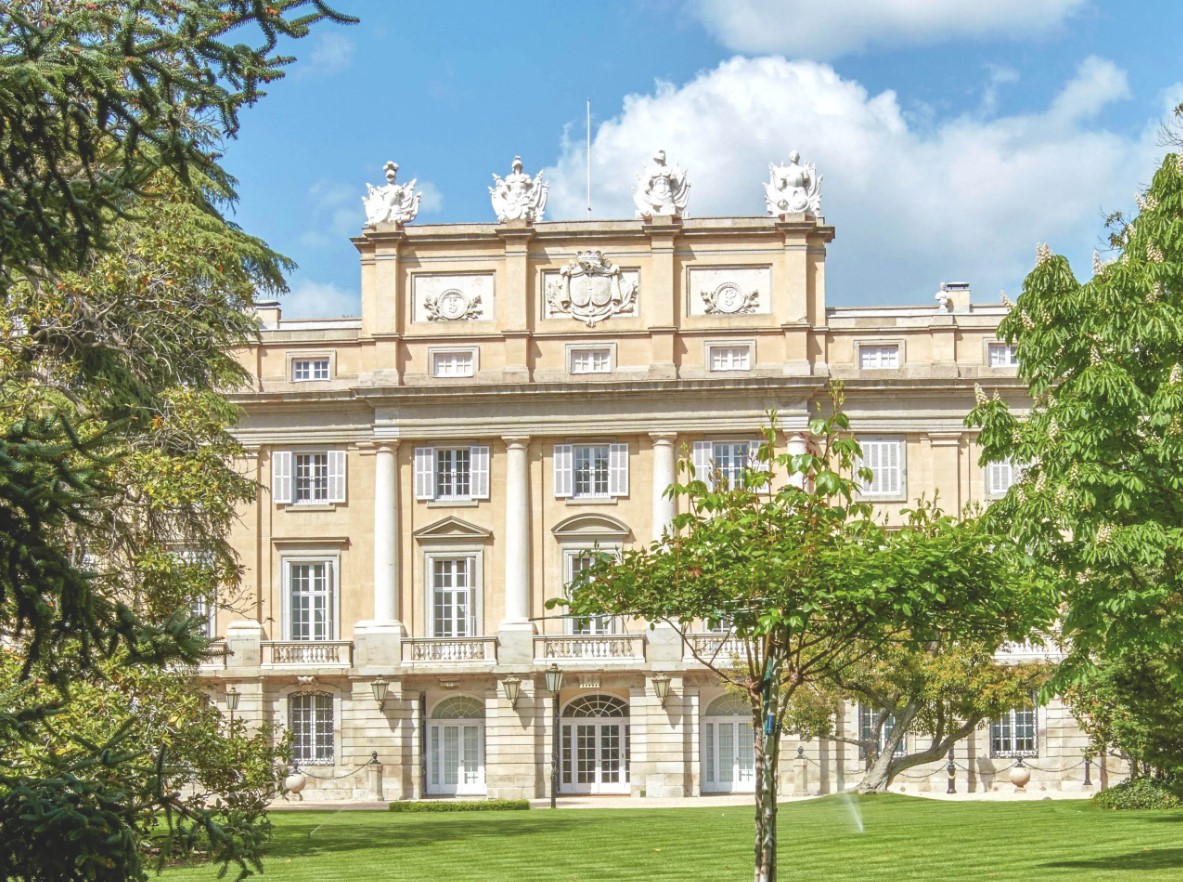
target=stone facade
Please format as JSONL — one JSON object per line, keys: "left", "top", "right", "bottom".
{"left": 201, "top": 209, "right": 1115, "bottom": 801}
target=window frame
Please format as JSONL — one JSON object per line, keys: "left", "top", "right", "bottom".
{"left": 430, "top": 346, "right": 478, "bottom": 379}
{"left": 985, "top": 456, "right": 1018, "bottom": 500}
{"left": 414, "top": 445, "right": 490, "bottom": 503}
{"left": 281, "top": 552, "right": 340, "bottom": 642}
{"left": 272, "top": 449, "right": 346, "bottom": 506}
{"left": 288, "top": 691, "right": 335, "bottom": 765}
{"left": 705, "top": 340, "right": 754, "bottom": 373}
{"left": 562, "top": 545, "right": 621, "bottom": 636}
{"left": 567, "top": 343, "right": 616, "bottom": 375}
{"left": 425, "top": 550, "right": 483, "bottom": 638}
{"left": 286, "top": 351, "right": 335, "bottom": 383}
{"left": 986, "top": 340, "right": 1020, "bottom": 369}
{"left": 554, "top": 443, "right": 629, "bottom": 500}
{"left": 990, "top": 702, "right": 1038, "bottom": 758}
{"left": 856, "top": 341, "right": 903, "bottom": 370}
{"left": 857, "top": 436, "right": 907, "bottom": 500}
{"left": 858, "top": 703, "right": 907, "bottom": 759}
{"left": 692, "top": 439, "right": 762, "bottom": 491}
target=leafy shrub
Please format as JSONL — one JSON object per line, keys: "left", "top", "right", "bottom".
{"left": 1093, "top": 778, "right": 1182, "bottom": 810}
{"left": 388, "top": 799, "right": 529, "bottom": 813}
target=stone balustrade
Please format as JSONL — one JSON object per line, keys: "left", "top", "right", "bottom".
{"left": 534, "top": 634, "right": 645, "bottom": 662}
{"left": 402, "top": 637, "right": 498, "bottom": 664}
{"left": 683, "top": 633, "right": 747, "bottom": 664}
{"left": 261, "top": 640, "right": 353, "bottom": 667}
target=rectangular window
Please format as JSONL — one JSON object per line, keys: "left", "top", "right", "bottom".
{"left": 859, "top": 438, "right": 905, "bottom": 498}
{"left": 414, "top": 446, "right": 489, "bottom": 502}
{"left": 692, "top": 440, "right": 758, "bottom": 490}
{"left": 566, "top": 550, "right": 616, "bottom": 635}
{"left": 991, "top": 705, "right": 1037, "bottom": 757}
{"left": 436, "top": 448, "right": 471, "bottom": 499}
{"left": 554, "top": 443, "right": 629, "bottom": 499}
{"left": 193, "top": 596, "right": 216, "bottom": 639}
{"left": 289, "top": 693, "right": 334, "bottom": 765}
{"left": 570, "top": 347, "right": 612, "bottom": 374}
{"left": 287, "top": 560, "right": 335, "bottom": 641}
{"left": 432, "top": 349, "right": 475, "bottom": 378}
{"left": 986, "top": 458, "right": 1016, "bottom": 498}
{"left": 709, "top": 345, "right": 752, "bottom": 372}
{"left": 432, "top": 557, "right": 476, "bottom": 638}
{"left": 859, "top": 344, "right": 901, "bottom": 370}
{"left": 292, "top": 357, "right": 330, "bottom": 381}
{"left": 988, "top": 342, "right": 1019, "bottom": 368}
{"left": 859, "top": 704, "right": 907, "bottom": 758}
{"left": 294, "top": 453, "right": 329, "bottom": 503}
{"left": 272, "top": 450, "right": 346, "bottom": 505}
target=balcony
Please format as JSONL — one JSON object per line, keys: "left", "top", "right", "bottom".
{"left": 402, "top": 637, "right": 498, "bottom": 665}
{"left": 995, "top": 638, "right": 1066, "bottom": 662}
{"left": 534, "top": 634, "right": 645, "bottom": 662}
{"left": 261, "top": 640, "right": 352, "bottom": 667}
{"left": 683, "top": 634, "right": 747, "bottom": 665}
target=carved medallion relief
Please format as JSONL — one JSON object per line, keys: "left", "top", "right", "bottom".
{"left": 687, "top": 267, "right": 771, "bottom": 317}
{"left": 412, "top": 274, "right": 494, "bottom": 323}
{"left": 543, "top": 251, "right": 639, "bottom": 326}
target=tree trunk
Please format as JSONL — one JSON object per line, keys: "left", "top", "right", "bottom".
{"left": 856, "top": 702, "right": 916, "bottom": 793}
{"left": 753, "top": 659, "right": 782, "bottom": 882}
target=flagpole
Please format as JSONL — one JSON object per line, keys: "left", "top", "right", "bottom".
{"left": 586, "top": 98, "right": 592, "bottom": 218}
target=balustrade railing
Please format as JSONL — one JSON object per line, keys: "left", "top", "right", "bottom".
{"left": 534, "top": 634, "right": 645, "bottom": 661}
{"left": 402, "top": 637, "right": 497, "bottom": 664}
{"left": 261, "top": 641, "right": 352, "bottom": 666}
{"left": 684, "top": 634, "right": 747, "bottom": 664}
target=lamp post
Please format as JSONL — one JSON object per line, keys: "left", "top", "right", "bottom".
{"left": 946, "top": 746, "right": 956, "bottom": 794}
{"left": 225, "top": 686, "right": 239, "bottom": 726}
{"left": 545, "top": 663, "right": 564, "bottom": 809}
{"left": 501, "top": 675, "right": 522, "bottom": 710}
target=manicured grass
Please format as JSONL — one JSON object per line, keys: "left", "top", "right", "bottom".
{"left": 163, "top": 795, "right": 1183, "bottom": 881}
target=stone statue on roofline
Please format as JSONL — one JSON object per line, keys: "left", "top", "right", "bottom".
{"left": 363, "top": 161, "right": 421, "bottom": 226}
{"left": 633, "top": 149, "right": 690, "bottom": 218}
{"left": 490, "top": 155, "right": 548, "bottom": 222}
{"left": 765, "top": 151, "right": 821, "bottom": 216}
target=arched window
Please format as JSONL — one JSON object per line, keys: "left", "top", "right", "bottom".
{"left": 288, "top": 691, "right": 334, "bottom": 765}
{"left": 562, "top": 694, "right": 629, "bottom": 718}
{"left": 432, "top": 695, "right": 485, "bottom": 720}
{"left": 560, "top": 694, "right": 630, "bottom": 794}
{"left": 705, "top": 693, "right": 751, "bottom": 717}
{"left": 428, "top": 694, "right": 486, "bottom": 796}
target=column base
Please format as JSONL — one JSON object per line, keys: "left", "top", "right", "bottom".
{"left": 497, "top": 621, "right": 536, "bottom": 664}
{"left": 354, "top": 619, "right": 404, "bottom": 669}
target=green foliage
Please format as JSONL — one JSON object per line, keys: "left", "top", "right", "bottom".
{"left": 1093, "top": 778, "right": 1183, "bottom": 811}
{"left": 386, "top": 799, "right": 530, "bottom": 813}
{"left": 968, "top": 130, "right": 1183, "bottom": 677}
{"left": 1066, "top": 648, "right": 1183, "bottom": 779}
{"left": 0, "top": 0, "right": 355, "bottom": 289}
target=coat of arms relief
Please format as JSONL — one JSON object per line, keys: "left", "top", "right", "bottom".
{"left": 545, "top": 251, "right": 638, "bottom": 327}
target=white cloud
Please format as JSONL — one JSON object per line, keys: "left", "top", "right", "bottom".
{"left": 298, "top": 32, "right": 354, "bottom": 77}
{"left": 299, "top": 180, "right": 361, "bottom": 248}
{"left": 417, "top": 180, "right": 445, "bottom": 215}
{"left": 280, "top": 278, "right": 360, "bottom": 319}
{"left": 689, "top": 0, "right": 1087, "bottom": 59}
{"left": 544, "top": 56, "right": 1166, "bottom": 306}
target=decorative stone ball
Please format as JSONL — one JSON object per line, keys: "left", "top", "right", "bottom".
{"left": 284, "top": 772, "right": 307, "bottom": 795}
{"left": 1009, "top": 764, "right": 1032, "bottom": 789}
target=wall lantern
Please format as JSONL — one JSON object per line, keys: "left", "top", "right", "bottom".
{"left": 371, "top": 678, "right": 389, "bottom": 708}
{"left": 652, "top": 673, "right": 672, "bottom": 707}
{"left": 225, "top": 686, "right": 240, "bottom": 715}
{"left": 501, "top": 674, "right": 522, "bottom": 709}
{"left": 544, "top": 663, "right": 564, "bottom": 694}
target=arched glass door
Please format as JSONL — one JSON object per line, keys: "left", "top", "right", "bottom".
{"left": 560, "top": 694, "right": 630, "bottom": 794}
{"left": 702, "top": 694, "right": 755, "bottom": 793}
{"left": 427, "top": 695, "right": 485, "bottom": 796}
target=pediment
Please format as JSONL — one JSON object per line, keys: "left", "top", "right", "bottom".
{"left": 413, "top": 516, "right": 492, "bottom": 541}
{"left": 551, "top": 513, "right": 632, "bottom": 541}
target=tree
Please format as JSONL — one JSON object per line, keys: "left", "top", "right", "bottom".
{"left": 0, "top": 3, "right": 352, "bottom": 877}
{"left": 558, "top": 392, "right": 1048, "bottom": 882}
{"left": 826, "top": 638, "right": 1049, "bottom": 793}
{"left": 968, "top": 129, "right": 1183, "bottom": 679}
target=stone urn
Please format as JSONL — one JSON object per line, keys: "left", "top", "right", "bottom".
{"left": 284, "top": 771, "right": 307, "bottom": 798}
{"left": 1009, "top": 760, "right": 1031, "bottom": 790}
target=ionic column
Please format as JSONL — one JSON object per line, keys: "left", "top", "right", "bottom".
{"left": 786, "top": 431, "right": 808, "bottom": 489}
{"left": 650, "top": 433, "right": 678, "bottom": 542}
{"left": 502, "top": 436, "right": 532, "bottom": 629}
{"left": 373, "top": 441, "right": 400, "bottom": 624}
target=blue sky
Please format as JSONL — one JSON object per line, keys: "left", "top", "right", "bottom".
{"left": 220, "top": 1, "right": 1183, "bottom": 318}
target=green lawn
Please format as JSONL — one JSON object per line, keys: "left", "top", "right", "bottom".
{"left": 164, "top": 795, "right": 1183, "bottom": 881}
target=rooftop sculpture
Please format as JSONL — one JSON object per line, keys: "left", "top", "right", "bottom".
{"left": 633, "top": 149, "right": 690, "bottom": 218}
{"left": 765, "top": 151, "right": 821, "bottom": 216}
{"left": 490, "top": 156, "right": 548, "bottom": 222}
{"left": 363, "top": 161, "right": 421, "bottom": 226}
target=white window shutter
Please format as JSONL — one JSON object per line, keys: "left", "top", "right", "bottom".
{"left": 554, "top": 445, "right": 573, "bottom": 498}
{"left": 692, "top": 441, "right": 714, "bottom": 489}
{"left": 414, "top": 447, "right": 436, "bottom": 500}
{"left": 272, "top": 451, "right": 293, "bottom": 504}
{"left": 891, "top": 441, "right": 904, "bottom": 496}
{"left": 326, "top": 559, "right": 336, "bottom": 639}
{"left": 470, "top": 446, "right": 490, "bottom": 499}
{"left": 328, "top": 450, "right": 347, "bottom": 503}
{"left": 608, "top": 443, "right": 629, "bottom": 497}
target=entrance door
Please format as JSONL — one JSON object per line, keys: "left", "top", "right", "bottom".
{"left": 560, "top": 694, "right": 630, "bottom": 794}
{"left": 702, "top": 695, "right": 756, "bottom": 793}
{"left": 427, "top": 696, "right": 486, "bottom": 796}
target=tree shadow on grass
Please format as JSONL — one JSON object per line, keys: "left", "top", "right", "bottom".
{"left": 269, "top": 815, "right": 590, "bottom": 859}
{"left": 1043, "top": 848, "right": 1183, "bottom": 872}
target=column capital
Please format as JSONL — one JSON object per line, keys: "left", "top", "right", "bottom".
{"left": 649, "top": 432, "right": 678, "bottom": 445}
{"left": 357, "top": 439, "right": 401, "bottom": 456}
{"left": 502, "top": 435, "right": 531, "bottom": 448}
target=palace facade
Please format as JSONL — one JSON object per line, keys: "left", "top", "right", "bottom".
{"left": 201, "top": 188, "right": 1110, "bottom": 801}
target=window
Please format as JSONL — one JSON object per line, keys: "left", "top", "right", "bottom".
{"left": 286, "top": 559, "right": 335, "bottom": 641}
{"left": 570, "top": 346, "right": 613, "bottom": 374}
{"left": 289, "top": 693, "right": 334, "bottom": 765}
{"left": 858, "top": 704, "right": 907, "bottom": 758}
{"left": 986, "top": 457, "right": 1017, "bottom": 499}
{"left": 991, "top": 705, "right": 1037, "bottom": 757}
{"left": 431, "top": 556, "right": 477, "bottom": 637}
{"left": 858, "top": 438, "right": 905, "bottom": 498}
{"left": 193, "top": 596, "right": 216, "bottom": 639}
{"left": 565, "top": 549, "right": 617, "bottom": 635}
{"left": 708, "top": 344, "right": 752, "bottom": 372}
{"left": 692, "top": 440, "right": 758, "bottom": 490}
{"left": 859, "top": 344, "right": 901, "bottom": 370}
{"left": 271, "top": 450, "right": 346, "bottom": 505}
{"left": 432, "top": 348, "right": 476, "bottom": 378}
{"left": 554, "top": 443, "right": 629, "bottom": 499}
{"left": 988, "top": 342, "right": 1019, "bottom": 368}
{"left": 292, "top": 357, "right": 331, "bottom": 381}
{"left": 414, "top": 446, "right": 490, "bottom": 502}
